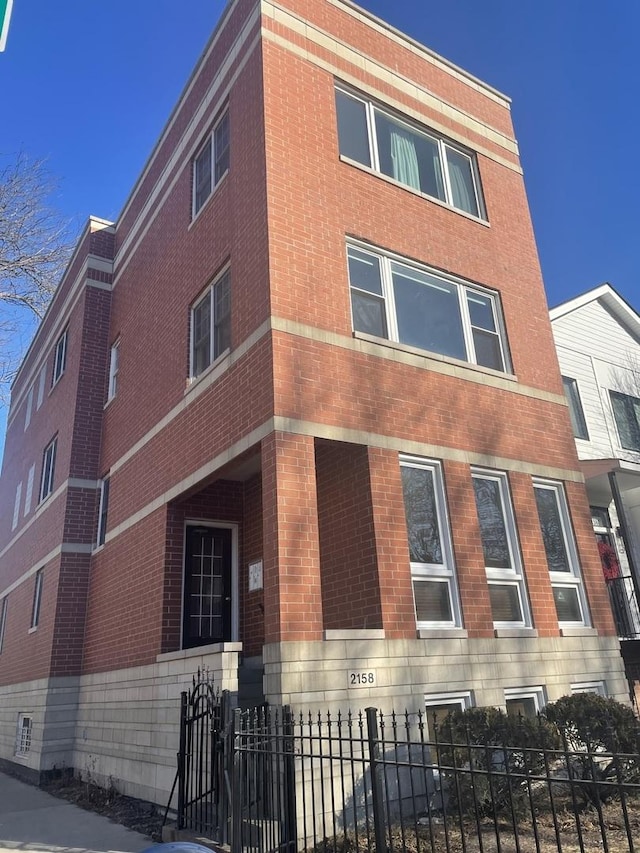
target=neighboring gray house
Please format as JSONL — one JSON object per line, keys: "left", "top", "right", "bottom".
{"left": 551, "top": 284, "right": 640, "bottom": 702}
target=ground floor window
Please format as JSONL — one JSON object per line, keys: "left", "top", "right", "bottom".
{"left": 15, "top": 714, "right": 32, "bottom": 756}
{"left": 424, "top": 691, "right": 473, "bottom": 736}
{"left": 504, "top": 686, "right": 546, "bottom": 718}
{"left": 400, "top": 456, "right": 461, "bottom": 628}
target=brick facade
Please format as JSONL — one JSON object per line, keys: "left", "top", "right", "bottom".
{"left": 0, "top": 0, "right": 627, "bottom": 801}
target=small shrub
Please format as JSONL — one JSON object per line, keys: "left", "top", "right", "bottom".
{"left": 431, "top": 707, "right": 560, "bottom": 818}
{"left": 542, "top": 693, "right": 640, "bottom": 804}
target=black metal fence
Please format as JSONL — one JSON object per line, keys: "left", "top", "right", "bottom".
{"left": 608, "top": 574, "right": 640, "bottom": 639}
{"left": 174, "top": 678, "right": 640, "bottom": 853}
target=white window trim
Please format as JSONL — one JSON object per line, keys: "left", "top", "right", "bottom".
{"left": 24, "top": 464, "right": 35, "bottom": 516}
{"left": 347, "top": 241, "right": 510, "bottom": 373}
{"left": 52, "top": 329, "right": 68, "bottom": 387}
{"left": 39, "top": 438, "right": 57, "bottom": 503}
{"left": 192, "top": 110, "right": 229, "bottom": 219}
{"left": 571, "top": 681, "right": 606, "bottom": 696}
{"left": 36, "top": 365, "right": 46, "bottom": 409}
{"left": 424, "top": 691, "right": 473, "bottom": 737}
{"left": 336, "top": 85, "right": 486, "bottom": 220}
{"left": 12, "top": 482, "right": 22, "bottom": 532}
{"left": 561, "top": 375, "right": 589, "bottom": 441}
{"left": 472, "top": 469, "right": 531, "bottom": 629}
{"left": 608, "top": 389, "right": 640, "bottom": 453}
{"left": 401, "top": 455, "right": 462, "bottom": 629}
{"left": 504, "top": 685, "right": 546, "bottom": 715}
{"left": 15, "top": 713, "right": 32, "bottom": 757}
{"left": 24, "top": 386, "right": 34, "bottom": 430}
{"left": 189, "top": 266, "right": 231, "bottom": 380}
{"left": 533, "top": 478, "right": 590, "bottom": 628}
{"left": 107, "top": 340, "right": 120, "bottom": 401}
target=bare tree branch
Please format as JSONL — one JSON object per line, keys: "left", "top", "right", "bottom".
{"left": 0, "top": 152, "right": 75, "bottom": 403}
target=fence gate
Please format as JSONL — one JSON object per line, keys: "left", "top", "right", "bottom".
{"left": 176, "top": 670, "right": 232, "bottom": 842}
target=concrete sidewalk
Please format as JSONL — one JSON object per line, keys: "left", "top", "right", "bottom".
{"left": 0, "top": 772, "right": 152, "bottom": 853}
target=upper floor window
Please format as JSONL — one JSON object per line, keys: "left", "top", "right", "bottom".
{"left": 97, "top": 477, "right": 110, "bottom": 547}
{"left": 36, "top": 364, "right": 46, "bottom": 409}
{"left": 533, "top": 479, "right": 589, "bottom": 626}
{"left": 0, "top": 597, "right": 7, "bottom": 654}
{"left": 609, "top": 391, "right": 640, "bottom": 451}
{"left": 108, "top": 340, "right": 120, "bottom": 401}
{"left": 193, "top": 110, "right": 229, "bottom": 216}
{"left": 562, "top": 376, "right": 589, "bottom": 440}
{"left": 400, "top": 456, "right": 461, "bottom": 628}
{"left": 52, "top": 329, "right": 68, "bottom": 386}
{"left": 190, "top": 268, "right": 231, "bottom": 378}
{"left": 335, "top": 87, "right": 485, "bottom": 219}
{"left": 30, "top": 569, "right": 44, "bottom": 630}
{"left": 472, "top": 469, "right": 531, "bottom": 628}
{"left": 39, "top": 437, "right": 57, "bottom": 503}
{"left": 24, "top": 386, "right": 34, "bottom": 430}
{"left": 12, "top": 482, "right": 22, "bottom": 532}
{"left": 347, "top": 243, "right": 509, "bottom": 372}
{"left": 24, "top": 464, "right": 35, "bottom": 517}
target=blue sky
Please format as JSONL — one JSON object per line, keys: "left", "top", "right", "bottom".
{"left": 1, "top": 0, "right": 638, "bottom": 450}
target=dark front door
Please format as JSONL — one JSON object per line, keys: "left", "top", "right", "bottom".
{"left": 183, "top": 526, "right": 232, "bottom": 649}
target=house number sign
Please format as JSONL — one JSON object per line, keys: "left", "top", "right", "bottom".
{"left": 248, "top": 559, "right": 263, "bottom": 591}
{"left": 348, "top": 670, "right": 377, "bottom": 687}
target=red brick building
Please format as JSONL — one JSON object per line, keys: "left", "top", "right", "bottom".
{"left": 0, "top": 0, "right": 627, "bottom": 802}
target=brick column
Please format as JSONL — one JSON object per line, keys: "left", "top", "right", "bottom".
{"left": 367, "top": 447, "right": 416, "bottom": 638}
{"left": 443, "top": 460, "right": 493, "bottom": 637}
{"left": 509, "top": 472, "right": 559, "bottom": 636}
{"left": 261, "top": 431, "right": 323, "bottom": 643}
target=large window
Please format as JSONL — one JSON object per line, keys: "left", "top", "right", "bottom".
{"left": 472, "top": 470, "right": 531, "bottom": 627}
{"left": 192, "top": 111, "right": 229, "bottom": 216}
{"left": 400, "top": 456, "right": 461, "bottom": 628}
{"left": 562, "top": 376, "right": 589, "bottom": 440}
{"left": 336, "top": 87, "right": 484, "bottom": 218}
{"left": 190, "top": 268, "right": 231, "bottom": 378}
{"left": 39, "top": 437, "right": 57, "bottom": 503}
{"left": 347, "top": 243, "right": 508, "bottom": 372}
{"left": 533, "top": 480, "right": 589, "bottom": 626}
{"left": 610, "top": 391, "right": 640, "bottom": 451}
{"left": 52, "top": 329, "right": 68, "bottom": 386}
